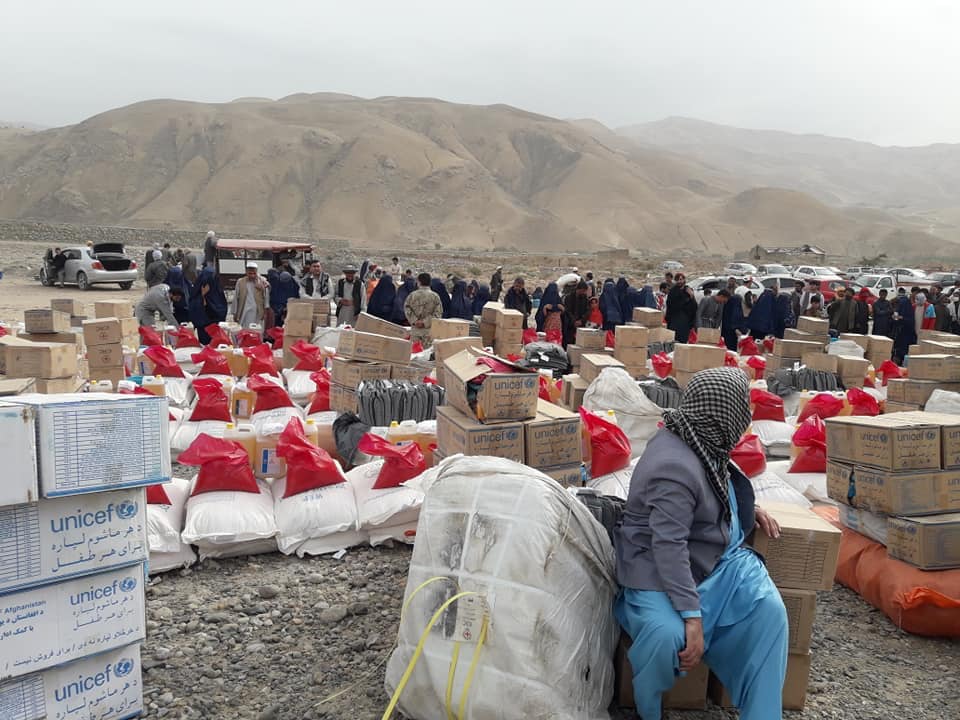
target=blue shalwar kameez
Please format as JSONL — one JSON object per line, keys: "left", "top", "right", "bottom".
{"left": 615, "top": 480, "right": 788, "bottom": 720}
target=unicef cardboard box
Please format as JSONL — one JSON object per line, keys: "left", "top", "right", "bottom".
{"left": 3, "top": 394, "right": 171, "bottom": 497}
{"left": 825, "top": 414, "right": 942, "bottom": 471}
{"left": 443, "top": 347, "right": 538, "bottom": 423}
{"left": 0, "top": 402, "right": 38, "bottom": 508}
{"left": 0, "top": 488, "right": 147, "bottom": 595}
{"left": 435, "top": 405, "right": 524, "bottom": 462}
{"left": 0, "top": 643, "right": 143, "bottom": 720}
{"left": 0, "top": 563, "right": 146, "bottom": 680}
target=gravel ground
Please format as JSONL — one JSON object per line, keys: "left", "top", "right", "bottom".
{"left": 140, "top": 548, "right": 960, "bottom": 720}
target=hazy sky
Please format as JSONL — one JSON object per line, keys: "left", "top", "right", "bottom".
{"left": 3, "top": 0, "right": 958, "bottom": 146}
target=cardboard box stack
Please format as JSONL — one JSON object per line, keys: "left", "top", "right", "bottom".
{"left": 330, "top": 329, "right": 414, "bottom": 414}
{"left": 51, "top": 297, "right": 87, "bottom": 328}
{"left": 476, "top": 302, "right": 525, "bottom": 356}
{"left": 5, "top": 308, "right": 83, "bottom": 393}
{"left": 614, "top": 325, "right": 648, "bottom": 378}
{"left": 826, "top": 412, "right": 960, "bottom": 570}
{"left": 430, "top": 318, "right": 471, "bottom": 342}
{"left": 710, "top": 501, "right": 841, "bottom": 711}
{"left": 560, "top": 373, "right": 589, "bottom": 412}
{"left": 769, "top": 337, "right": 827, "bottom": 372}
{"left": 0, "top": 393, "right": 171, "bottom": 720}
{"left": 83, "top": 315, "right": 138, "bottom": 389}
{"left": 673, "top": 343, "right": 726, "bottom": 388}
{"left": 886, "top": 354, "right": 960, "bottom": 411}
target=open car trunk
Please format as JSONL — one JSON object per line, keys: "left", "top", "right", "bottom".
{"left": 92, "top": 243, "right": 133, "bottom": 271}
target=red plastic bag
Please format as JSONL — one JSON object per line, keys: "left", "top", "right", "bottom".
{"left": 797, "top": 393, "right": 845, "bottom": 423}
{"left": 236, "top": 329, "right": 263, "bottom": 348}
{"left": 267, "top": 326, "right": 285, "bottom": 349}
{"left": 356, "top": 433, "right": 426, "bottom": 489}
{"left": 716, "top": 338, "right": 727, "bottom": 348}
{"left": 290, "top": 339, "right": 325, "bottom": 372}
{"left": 724, "top": 351, "right": 739, "bottom": 368}
{"left": 605, "top": 330, "right": 616, "bottom": 349}
{"left": 411, "top": 341, "right": 424, "bottom": 354}
{"left": 877, "top": 360, "right": 903, "bottom": 386}
{"left": 204, "top": 323, "right": 233, "bottom": 348}
{"left": 546, "top": 329, "right": 563, "bottom": 345}
{"left": 171, "top": 325, "right": 201, "bottom": 349}
{"left": 688, "top": 329, "right": 699, "bottom": 345}
{"left": 423, "top": 375, "right": 438, "bottom": 385}
{"left": 179, "top": 433, "right": 260, "bottom": 496}
{"left": 248, "top": 373, "right": 295, "bottom": 414}
{"left": 789, "top": 416, "right": 827, "bottom": 473}
{"left": 307, "top": 369, "right": 331, "bottom": 414}
{"left": 731, "top": 434, "right": 766, "bottom": 478}
{"left": 738, "top": 336, "right": 760, "bottom": 356}
{"left": 762, "top": 337, "right": 775, "bottom": 354}
{"left": 523, "top": 328, "right": 538, "bottom": 345}
{"left": 276, "top": 417, "right": 345, "bottom": 497}
{"left": 746, "top": 355, "right": 766, "bottom": 380}
{"left": 244, "top": 343, "right": 279, "bottom": 377}
{"left": 144, "top": 346, "right": 187, "bottom": 378}
{"left": 847, "top": 387, "right": 879, "bottom": 416}
{"left": 191, "top": 345, "right": 232, "bottom": 376}
{"left": 506, "top": 353, "right": 523, "bottom": 363}
{"left": 538, "top": 374, "right": 561, "bottom": 403}
{"left": 118, "top": 383, "right": 154, "bottom": 397}
{"left": 0, "top": 326, "right": 7, "bottom": 337}
{"left": 579, "top": 408, "right": 631, "bottom": 477}
{"left": 146, "top": 484, "right": 172, "bottom": 505}
{"left": 189, "top": 377, "right": 232, "bottom": 422}
{"left": 750, "top": 388, "right": 785, "bottom": 422}
{"left": 651, "top": 352, "right": 672, "bottom": 379}
{"left": 138, "top": 325, "right": 164, "bottom": 347}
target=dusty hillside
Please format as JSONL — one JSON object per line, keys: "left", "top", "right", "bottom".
{"left": 0, "top": 96, "right": 953, "bottom": 255}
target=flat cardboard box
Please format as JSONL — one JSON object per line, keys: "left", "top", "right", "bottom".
{"left": 0, "top": 402, "right": 38, "bottom": 507}
{"left": 480, "top": 302, "right": 504, "bottom": 324}
{"left": 433, "top": 336, "right": 483, "bottom": 363}
{"left": 825, "top": 415, "right": 941, "bottom": 471}
{"left": 495, "top": 309, "right": 524, "bottom": 330}
{"left": 337, "top": 329, "right": 412, "bottom": 365}
{"left": 94, "top": 300, "right": 133, "bottom": 319}
{"left": 614, "top": 345, "right": 648, "bottom": 368}
{"left": 884, "top": 400, "right": 923, "bottom": 413}
{"left": 917, "top": 329, "right": 956, "bottom": 341}
{"left": 890, "top": 379, "right": 960, "bottom": 407}
{"left": 918, "top": 339, "right": 960, "bottom": 355}
{"left": 647, "top": 327, "right": 675, "bottom": 344}
{"left": 87, "top": 342, "right": 125, "bottom": 369}
{"left": 33, "top": 376, "right": 85, "bottom": 394}
{"left": 18, "top": 330, "right": 85, "bottom": 349}
{"left": 780, "top": 588, "right": 816, "bottom": 654}
{"left": 887, "top": 513, "right": 960, "bottom": 569}
{"left": 82, "top": 317, "right": 138, "bottom": 347}
{"left": 575, "top": 328, "right": 606, "bottom": 349}
{"left": 330, "top": 357, "right": 391, "bottom": 388}
{"left": 580, "top": 354, "right": 626, "bottom": 384}
{"left": 430, "top": 318, "right": 472, "bottom": 340}
{"left": 783, "top": 328, "right": 815, "bottom": 342}
{"left": 443, "top": 347, "right": 538, "bottom": 423}
{"left": 0, "top": 563, "right": 147, "bottom": 679}
{"left": 0, "top": 377, "right": 36, "bottom": 396}
{"left": 88, "top": 366, "right": 126, "bottom": 387}
{"left": 0, "top": 487, "right": 148, "bottom": 595}
{"left": 631, "top": 307, "right": 664, "bottom": 327}
{"left": 749, "top": 501, "right": 841, "bottom": 590}
{"left": 774, "top": 338, "right": 825, "bottom": 358}
{"left": 695, "top": 327, "right": 722, "bottom": 345}
{"left": 826, "top": 460, "right": 960, "bottom": 515}
{"left": 479, "top": 321, "right": 496, "bottom": 347}
{"left": 797, "top": 316, "right": 830, "bottom": 335}
{"left": 673, "top": 343, "right": 725, "bottom": 372}
{"left": 24, "top": 309, "right": 71, "bottom": 334}
{"left": 2, "top": 643, "right": 144, "bottom": 720}
{"left": 389, "top": 363, "right": 427, "bottom": 383}
{"left": 839, "top": 333, "right": 870, "bottom": 351}
{"left": 4, "top": 393, "right": 171, "bottom": 498}
{"left": 50, "top": 298, "right": 84, "bottom": 316}
{"left": 435, "top": 405, "right": 524, "bottom": 462}
{"left": 907, "top": 354, "right": 960, "bottom": 382}
{"left": 539, "top": 463, "right": 582, "bottom": 487}
{"left": 561, "top": 374, "right": 588, "bottom": 411}
{"left": 615, "top": 325, "right": 649, "bottom": 347}
{"left": 708, "top": 652, "right": 811, "bottom": 710}
{"left": 906, "top": 411, "right": 960, "bottom": 469}
{"left": 802, "top": 352, "right": 838, "bottom": 373}
{"left": 523, "top": 399, "right": 581, "bottom": 467}
{"left": 5, "top": 342, "right": 78, "bottom": 379}
{"left": 615, "top": 634, "right": 708, "bottom": 710}
{"left": 355, "top": 311, "right": 408, "bottom": 340}
{"left": 329, "top": 382, "right": 358, "bottom": 414}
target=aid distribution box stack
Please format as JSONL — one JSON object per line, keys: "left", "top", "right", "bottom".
{"left": 0, "top": 393, "right": 171, "bottom": 720}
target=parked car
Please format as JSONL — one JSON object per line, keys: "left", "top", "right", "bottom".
{"left": 757, "top": 264, "right": 789, "bottom": 275}
{"left": 850, "top": 274, "right": 896, "bottom": 302}
{"left": 844, "top": 266, "right": 875, "bottom": 280}
{"left": 926, "top": 272, "right": 960, "bottom": 287}
{"left": 793, "top": 266, "right": 843, "bottom": 282}
{"left": 757, "top": 274, "right": 797, "bottom": 294}
{"left": 40, "top": 244, "right": 138, "bottom": 290}
{"left": 888, "top": 268, "right": 927, "bottom": 282}
{"left": 659, "top": 260, "right": 685, "bottom": 271}
{"left": 722, "top": 262, "right": 758, "bottom": 276}
{"left": 688, "top": 276, "right": 762, "bottom": 302}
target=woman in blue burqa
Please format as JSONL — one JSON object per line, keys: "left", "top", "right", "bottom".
{"left": 614, "top": 367, "right": 788, "bottom": 720}
{"left": 449, "top": 279, "right": 474, "bottom": 321}
{"left": 431, "top": 278, "right": 452, "bottom": 319}
{"left": 188, "top": 264, "right": 227, "bottom": 344}
{"left": 891, "top": 289, "right": 917, "bottom": 364}
{"left": 392, "top": 275, "right": 417, "bottom": 325}
{"left": 471, "top": 283, "right": 491, "bottom": 316}
{"left": 164, "top": 264, "right": 191, "bottom": 324}
{"left": 599, "top": 279, "right": 623, "bottom": 330}
{"left": 368, "top": 273, "right": 397, "bottom": 321}
{"left": 271, "top": 271, "right": 301, "bottom": 327}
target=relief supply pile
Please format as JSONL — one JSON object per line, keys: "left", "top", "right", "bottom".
{"left": 0, "top": 392, "right": 172, "bottom": 720}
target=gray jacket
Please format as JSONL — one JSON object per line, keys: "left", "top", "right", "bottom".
{"left": 136, "top": 284, "right": 178, "bottom": 327}
{"left": 614, "top": 428, "right": 754, "bottom": 614}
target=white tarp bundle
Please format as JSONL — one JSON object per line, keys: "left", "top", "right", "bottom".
{"left": 583, "top": 368, "right": 662, "bottom": 459}
{"left": 386, "top": 456, "right": 618, "bottom": 720}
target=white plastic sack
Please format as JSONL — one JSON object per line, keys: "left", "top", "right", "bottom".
{"left": 146, "top": 478, "right": 191, "bottom": 553}
{"left": 296, "top": 529, "right": 370, "bottom": 557}
{"left": 751, "top": 420, "right": 795, "bottom": 458}
{"left": 169, "top": 406, "right": 184, "bottom": 442}
{"left": 148, "top": 545, "right": 197, "bottom": 574}
{"left": 162, "top": 376, "right": 194, "bottom": 408}
{"left": 925, "top": 389, "right": 960, "bottom": 415}
{"left": 196, "top": 537, "right": 278, "bottom": 560}
{"left": 192, "top": 373, "right": 234, "bottom": 387}
{"left": 251, "top": 406, "right": 304, "bottom": 435}
{"left": 827, "top": 340, "right": 864, "bottom": 358}
{"left": 385, "top": 456, "right": 617, "bottom": 720}
{"left": 312, "top": 326, "right": 342, "bottom": 352}
{"left": 583, "top": 367, "right": 662, "bottom": 459}
{"left": 588, "top": 457, "right": 639, "bottom": 500}
{"left": 282, "top": 369, "right": 316, "bottom": 403}
{"left": 271, "top": 474, "right": 359, "bottom": 555}
{"left": 181, "top": 480, "right": 278, "bottom": 549}
{"left": 765, "top": 460, "right": 830, "bottom": 504}
{"left": 347, "top": 461, "right": 426, "bottom": 544}
{"left": 749, "top": 470, "right": 812, "bottom": 508}
{"left": 170, "top": 420, "right": 230, "bottom": 461}
{"left": 839, "top": 505, "right": 888, "bottom": 546}
{"left": 174, "top": 346, "right": 201, "bottom": 374}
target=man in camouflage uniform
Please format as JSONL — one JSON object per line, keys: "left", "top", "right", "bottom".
{"left": 404, "top": 272, "right": 443, "bottom": 348}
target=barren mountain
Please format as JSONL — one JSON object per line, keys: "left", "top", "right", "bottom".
{"left": 0, "top": 96, "right": 953, "bottom": 256}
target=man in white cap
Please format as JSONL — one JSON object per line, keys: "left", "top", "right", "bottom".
{"left": 334, "top": 264, "right": 364, "bottom": 326}
{"left": 233, "top": 261, "right": 269, "bottom": 328}
{"left": 203, "top": 230, "right": 218, "bottom": 268}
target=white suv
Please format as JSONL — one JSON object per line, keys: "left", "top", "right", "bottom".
{"left": 722, "top": 262, "right": 758, "bottom": 276}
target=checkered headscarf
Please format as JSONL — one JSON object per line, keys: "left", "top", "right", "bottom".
{"left": 663, "top": 367, "right": 752, "bottom": 519}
